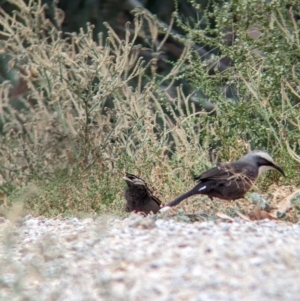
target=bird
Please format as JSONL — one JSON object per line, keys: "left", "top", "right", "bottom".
{"left": 123, "top": 173, "right": 162, "bottom": 215}
{"left": 160, "top": 150, "right": 285, "bottom": 212}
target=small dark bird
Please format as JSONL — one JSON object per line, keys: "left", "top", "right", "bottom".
{"left": 160, "top": 150, "right": 285, "bottom": 212}
{"left": 123, "top": 173, "right": 162, "bottom": 215}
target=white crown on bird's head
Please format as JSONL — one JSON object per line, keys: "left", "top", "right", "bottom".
{"left": 242, "top": 150, "right": 275, "bottom": 164}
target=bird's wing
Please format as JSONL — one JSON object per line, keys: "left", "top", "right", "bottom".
{"left": 194, "top": 162, "right": 249, "bottom": 182}
{"left": 149, "top": 194, "right": 162, "bottom": 206}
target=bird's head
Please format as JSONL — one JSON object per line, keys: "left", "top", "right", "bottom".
{"left": 123, "top": 173, "right": 146, "bottom": 185}
{"left": 242, "top": 150, "right": 285, "bottom": 176}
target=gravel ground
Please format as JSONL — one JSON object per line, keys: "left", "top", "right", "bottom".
{"left": 0, "top": 214, "right": 300, "bottom": 301}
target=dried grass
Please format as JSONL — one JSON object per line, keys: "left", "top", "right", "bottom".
{"left": 0, "top": 0, "right": 299, "bottom": 223}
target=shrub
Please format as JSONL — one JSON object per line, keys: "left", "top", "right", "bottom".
{"left": 0, "top": 0, "right": 298, "bottom": 217}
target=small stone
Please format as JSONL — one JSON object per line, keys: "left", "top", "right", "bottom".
{"left": 249, "top": 257, "right": 264, "bottom": 266}
{"left": 127, "top": 215, "right": 156, "bottom": 229}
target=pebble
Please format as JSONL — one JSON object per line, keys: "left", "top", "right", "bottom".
{"left": 0, "top": 214, "right": 300, "bottom": 300}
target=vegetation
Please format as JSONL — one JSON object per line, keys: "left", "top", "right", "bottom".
{"left": 0, "top": 0, "right": 299, "bottom": 220}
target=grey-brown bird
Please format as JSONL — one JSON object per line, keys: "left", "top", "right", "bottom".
{"left": 160, "top": 150, "right": 285, "bottom": 212}
{"left": 123, "top": 173, "right": 162, "bottom": 215}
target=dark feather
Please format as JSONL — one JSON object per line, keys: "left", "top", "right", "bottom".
{"left": 123, "top": 173, "right": 161, "bottom": 215}
{"left": 195, "top": 162, "right": 256, "bottom": 181}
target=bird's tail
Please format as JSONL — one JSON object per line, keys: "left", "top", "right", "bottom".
{"left": 159, "top": 188, "right": 198, "bottom": 213}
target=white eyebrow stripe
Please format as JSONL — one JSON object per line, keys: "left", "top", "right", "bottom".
{"left": 250, "top": 151, "right": 274, "bottom": 163}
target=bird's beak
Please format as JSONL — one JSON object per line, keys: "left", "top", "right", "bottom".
{"left": 123, "top": 176, "right": 136, "bottom": 187}
{"left": 272, "top": 164, "right": 285, "bottom": 177}
{"left": 123, "top": 176, "right": 133, "bottom": 182}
